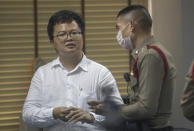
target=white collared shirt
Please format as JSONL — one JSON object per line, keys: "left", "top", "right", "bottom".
{"left": 22, "top": 55, "right": 123, "bottom": 131}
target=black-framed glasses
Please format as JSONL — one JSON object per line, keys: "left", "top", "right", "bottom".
{"left": 55, "top": 30, "right": 82, "bottom": 40}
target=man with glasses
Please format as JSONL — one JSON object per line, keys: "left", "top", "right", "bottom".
{"left": 22, "top": 10, "right": 123, "bottom": 131}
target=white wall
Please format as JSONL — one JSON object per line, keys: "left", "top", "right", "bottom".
{"left": 181, "top": 0, "right": 194, "bottom": 75}
{"left": 149, "top": 0, "right": 194, "bottom": 129}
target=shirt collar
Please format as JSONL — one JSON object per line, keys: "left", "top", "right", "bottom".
{"left": 51, "top": 53, "right": 88, "bottom": 72}
{"left": 76, "top": 54, "right": 88, "bottom": 72}
{"left": 51, "top": 57, "right": 63, "bottom": 68}
{"left": 131, "top": 36, "right": 155, "bottom": 58}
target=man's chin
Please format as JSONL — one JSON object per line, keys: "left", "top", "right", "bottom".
{"left": 61, "top": 50, "right": 81, "bottom": 56}
{"left": 64, "top": 48, "right": 77, "bottom": 52}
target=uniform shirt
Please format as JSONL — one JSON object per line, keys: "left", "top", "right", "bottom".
{"left": 181, "top": 60, "right": 194, "bottom": 121}
{"left": 121, "top": 36, "right": 176, "bottom": 129}
{"left": 22, "top": 54, "right": 123, "bottom": 131}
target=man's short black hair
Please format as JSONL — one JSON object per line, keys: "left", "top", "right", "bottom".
{"left": 117, "top": 5, "right": 146, "bottom": 17}
{"left": 117, "top": 5, "right": 152, "bottom": 33}
{"left": 47, "top": 10, "right": 85, "bottom": 42}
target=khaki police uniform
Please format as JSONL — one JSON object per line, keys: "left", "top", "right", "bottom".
{"left": 120, "top": 36, "right": 176, "bottom": 129}
{"left": 181, "top": 60, "right": 194, "bottom": 122}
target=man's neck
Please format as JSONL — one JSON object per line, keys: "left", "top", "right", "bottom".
{"left": 59, "top": 52, "right": 83, "bottom": 72}
{"left": 133, "top": 33, "right": 151, "bottom": 49}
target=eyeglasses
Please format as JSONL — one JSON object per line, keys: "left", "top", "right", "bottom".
{"left": 54, "top": 30, "right": 82, "bottom": 40}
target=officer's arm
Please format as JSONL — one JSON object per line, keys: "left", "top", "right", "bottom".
{"left": 121, "top": 53, "right": 164, "bottom": 121}
{"left": 90, "top": 68, "right": 123, "bottom": 122}
{"left": 181, "top": 61, "right": 194, "bottom": 122}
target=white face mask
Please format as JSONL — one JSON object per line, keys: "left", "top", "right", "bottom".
{"left": 116, "top": 23, "right": 133, "bottom": 50}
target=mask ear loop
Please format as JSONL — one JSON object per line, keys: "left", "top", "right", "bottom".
{"left": 120, "top": 22, "right": 130, "bottom": 39}
{"left": 121, "top": 22, "right": 130, "bottom": 32}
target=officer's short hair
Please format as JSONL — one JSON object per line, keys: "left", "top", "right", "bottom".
{"left": 117, "top": 5, "right": 152, "bottom": 33}
{"left": 47, "top": 10, "right": 85, "bottom": 43}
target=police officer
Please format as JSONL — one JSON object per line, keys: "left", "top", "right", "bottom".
{"left": 89, "top": 5, "right": 176, "bottom": 131}
{"left": 181, "top": 60, "right": 194, "bottom": 122}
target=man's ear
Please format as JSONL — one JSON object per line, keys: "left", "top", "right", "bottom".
{"left": 129, "top": 20, "right": 136, "bottom": 33}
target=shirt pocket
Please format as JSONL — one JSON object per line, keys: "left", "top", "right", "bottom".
{"left": 80, "top": 91, "right": 97, "bottom": 112}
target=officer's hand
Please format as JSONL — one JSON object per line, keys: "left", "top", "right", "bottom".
{"left": 66, "top": 107, "right": 94, "bottom": 123}
{"left": 53, "top": 106, "right": 72, "bottom": 121}
{"left": 88, "top": 100, "right": 104, "bottom": 115}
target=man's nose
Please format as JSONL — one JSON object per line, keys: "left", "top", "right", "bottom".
{"left": 66, "top": 33, "right": 73, "bottom": 40}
